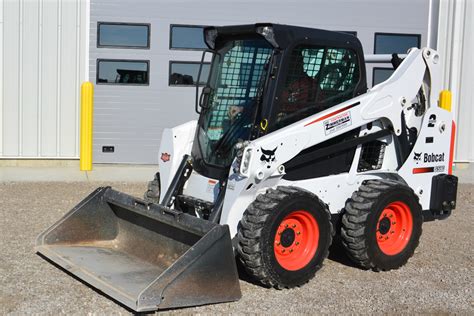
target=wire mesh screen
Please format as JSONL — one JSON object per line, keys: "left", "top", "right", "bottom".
{"left": 276, "top": 45, "right": 359, "bottom": 128}
{"left": 319, "top": 48, "right": 358, "bottom": 93}
{"left": 358, "top": 140, "right": 386, "bottom": 172}
{"left": 206, "top": 40, "right": 272, "bottom": 140}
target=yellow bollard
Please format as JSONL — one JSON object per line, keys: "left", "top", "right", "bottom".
{"left": 80, "top": 82, "right": 94, "bottom": 171}
{"left": 439, "top": 90, "right": 452, "bottom": 112}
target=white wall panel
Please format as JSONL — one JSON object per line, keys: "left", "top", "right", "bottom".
{"left": 2, "top": 0, "right": 20, "bottom": 156}
{"left": 59, "top": 0, "right": 80, "bottom": 156}
{"left": 0, "top": 0, "right": 87, "bottom": 158}
{"left": 40, "top": 0, "right": 59, "bottom": 157}
{"left": 437, "top": 0, "right": 473, "bottom": 162}
{"left": 22, "top": 0, "right": 40, "bottom": 156}
{"left": 456, "top": 0, "right": 473, "bottom": 162}
{"left": 0, "top": 0, "right": 3, "bottom": 155}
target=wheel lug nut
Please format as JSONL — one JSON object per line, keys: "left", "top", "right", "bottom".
{"left": 282, "top": 249, "right": 285, "bottom": 253}
{"left": 295, "top": 242, "right": 300, "bottom": 246}
{"left": 390, "top": 231, "right": 394, "bottom": 234}
{"left": 389, "top": 214, "right": 393, "bottom": 218}
{"left": 276, "top": 242, "right": 281, "bottom": 246}
{"left": 385, "top": 237, "right": 389, "bottom": 240}
{"left": 285, "top": 224, "right": 288, "bottom": 228}
{"left": 392, "top": 222, "right": 396, "bottom": 225}
{"left": 289, "top": 249, "right": 293, "bottom": 253}
{"left": 292, "top": 224, "right": 296, "bottom": 228}
{"left": 297, "top": 231, "right": 301, "bottom": 235}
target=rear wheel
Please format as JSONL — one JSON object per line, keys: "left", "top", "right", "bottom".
{"left": 237, "top": 186, "right": 332, "bottom": 288}
{"left": 341, "top": 179, "right": 423, "bottom": 271}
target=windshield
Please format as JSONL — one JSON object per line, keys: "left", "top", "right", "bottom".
{"left": 196, "top": 37, "right": 273, "bottom": 167}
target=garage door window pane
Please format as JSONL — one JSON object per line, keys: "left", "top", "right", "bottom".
{"left": 170, "top": 25, "right": 207, "bottom": 49}
{"left": 98, "top": 23, "right": 150, "bottom": 48}
{"left": 373, "top": 68, "right": 394, "bottom": 86}
{"left": 97, "top": 60, "right": 149, "bottom": 85}
{"left": 169, "top": 62, "right": 210, "bottom": 85}
{"left": 374, "top": 33, "right": 420, "bottom": 54}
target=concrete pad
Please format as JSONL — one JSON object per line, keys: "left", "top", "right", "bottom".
{"left": 0, "top": 164, "right": 158, "bottom": 183}
{"left": 453, "top": 162, "right": 474, "bottom": 184}
{"left": 86, "top": 164, "right": 158, "bottom": 182}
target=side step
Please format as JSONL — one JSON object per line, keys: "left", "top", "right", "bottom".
{"left": 35, "top": 187, "right": 241, "bottom": 312}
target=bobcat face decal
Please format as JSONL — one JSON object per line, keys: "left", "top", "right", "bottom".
{"left": 260, "top": 147, "right": 277, "bottom": 168}
{"left": 413, "top": 152, "right": 422, "bottom": 164}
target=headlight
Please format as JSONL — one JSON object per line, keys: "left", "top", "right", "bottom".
{"left": 239, "top": 147, "right": 253, "bottom": 177}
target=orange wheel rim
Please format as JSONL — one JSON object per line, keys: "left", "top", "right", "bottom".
{"left": 376, "top": 201, "right": 413, "bottom": 255}
{"left": 274, "top": 210, "right": 319, "bottom": 271}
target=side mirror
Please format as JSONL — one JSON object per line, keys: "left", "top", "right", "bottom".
{"left": 195, "top": 50, "right": 215, "bottom": 114}
{"left": 199, "top": 86, "right": 212, "bottom": 110}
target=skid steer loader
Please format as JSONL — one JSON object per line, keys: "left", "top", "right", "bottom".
{"left": 36, "top": 24, "right": 458, "bottom": 312}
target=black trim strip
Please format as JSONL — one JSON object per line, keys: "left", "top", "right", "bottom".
{"left": 285, "top": 129, "right": 391, "bottom": 170}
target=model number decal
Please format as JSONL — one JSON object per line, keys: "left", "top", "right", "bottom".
{"left": 324, "top": 112, "right": 352, "bottom": 135}
{"left": 412, "top": 165, "right": 445, "bottom": 174}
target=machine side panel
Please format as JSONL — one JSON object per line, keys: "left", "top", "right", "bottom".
{"left": 158, "top": 120, "right": 197, "bottom": 203}
{"left": 398, "top": 107, "right": 453, "bottom": 209}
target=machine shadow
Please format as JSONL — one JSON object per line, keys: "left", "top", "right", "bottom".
{"left": 327, "top": 235, "right": 360, "bottom": 268}
{"left": 235, "top": 235, "right": 361, "bottom": 287}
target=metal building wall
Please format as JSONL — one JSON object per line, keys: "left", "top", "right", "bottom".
{"left": 0, "top": 0, "right": 88, "bottom": 158}
{"left": 90, "top": 0, "right": 430, "bottom": 164}
{"left": 437, "top": 0, "right": 473, "bottom": 162}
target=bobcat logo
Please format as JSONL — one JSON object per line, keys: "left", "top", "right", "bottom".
{"left": 260, "top": 147, "right": 277, "bottom": 165}
{"left": 413, "top": 152, "right": 422, "bottom": 164}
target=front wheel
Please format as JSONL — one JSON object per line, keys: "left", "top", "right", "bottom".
{"left": 237, "top": 186, "right": 333, "bottom": 288}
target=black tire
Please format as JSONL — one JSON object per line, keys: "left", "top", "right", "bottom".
{"left": 341, "top": 179, "right": 423, "bottom": 271}
{"left": 237, "top": 186, "right": 333, "bottom": 288}
{"left": 144, "top": 172, "right": 160, "bottom": 204}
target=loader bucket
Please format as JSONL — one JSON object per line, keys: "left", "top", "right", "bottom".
{"left": 35, "top": 187, "right": 241, "bottom": 312}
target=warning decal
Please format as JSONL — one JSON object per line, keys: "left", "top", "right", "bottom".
{"left": 324, "top": 111, "right": 352, "bottom": 135}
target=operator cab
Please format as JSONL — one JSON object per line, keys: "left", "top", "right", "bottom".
{"left": 192, "top": 24, "right": 367, "bottom": 180}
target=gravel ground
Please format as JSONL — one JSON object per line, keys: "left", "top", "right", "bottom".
{"left": 1, "top": 182, "right": 473, "bottom": 314}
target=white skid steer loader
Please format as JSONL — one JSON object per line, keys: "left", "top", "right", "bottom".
{"left": 36, "top": 24, "right": 458, "bottom": 312}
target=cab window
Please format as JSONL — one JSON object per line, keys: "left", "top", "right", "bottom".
{"left": 273, "top": 45, "right": 359, "bottom": 129}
